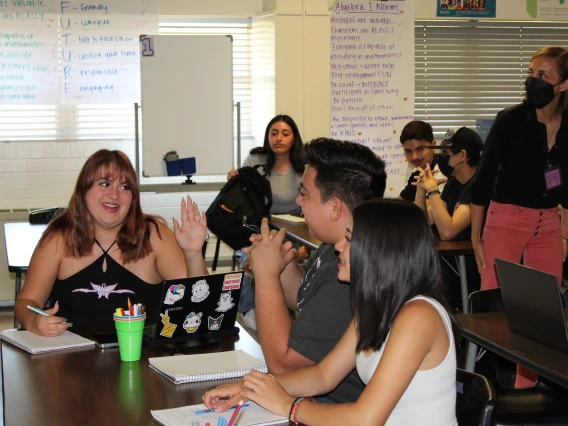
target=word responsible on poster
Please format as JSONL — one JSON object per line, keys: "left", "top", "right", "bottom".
{"left": 330, "top": 0, "right": 414, "bottom": 197}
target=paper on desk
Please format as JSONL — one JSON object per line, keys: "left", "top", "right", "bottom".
{"left": 151, "top": 402, "right": 288, "bottom": 426}
{"left": 272, "top": 214, "right": 305, "bottom": 223}
{"left": 0, "top": 329, "right": 95, "bottom": 354}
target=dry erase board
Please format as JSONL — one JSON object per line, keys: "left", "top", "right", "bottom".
{"left": 140, "top": 35, "right": 233, "bottom": 177}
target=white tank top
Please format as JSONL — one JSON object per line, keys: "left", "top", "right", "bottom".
{"left": 355, "top": 296, "right": 457, "bottom": 426}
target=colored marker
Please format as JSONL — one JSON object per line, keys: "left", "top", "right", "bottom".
{"left": 195, "top": 404, "right": 249, "bottom": 415}
{"left": 26, "top": 305, "right": 72, "bottom": 326}
{"left": 217, "top": 418, "right": 226, "bottom": 426}
{"left": 227, "top": 401, "right": 244, "bottom": 426}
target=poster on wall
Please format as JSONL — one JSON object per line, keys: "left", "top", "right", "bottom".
{"left": 526, "top": 0, "right": 568, "bottom": 18}
{"left": 437, "top": 0, "right": 496, "bottom": 18}
{"left": 330, "top": 0, "right": 414, "bottom": 197}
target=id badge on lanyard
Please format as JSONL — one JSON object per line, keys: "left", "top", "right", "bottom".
{"left": 544, "top": 163, "right": 562, "bottom": 191}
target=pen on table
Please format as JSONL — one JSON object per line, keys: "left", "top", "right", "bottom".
{"left": 227, "top": 401, "right": 244, "bottom": 426}
{"left": 195, "top": 404, "right": 249, "bottom": 415}
{"left": 26, "top": 305, "right": 73, "bottom": 326}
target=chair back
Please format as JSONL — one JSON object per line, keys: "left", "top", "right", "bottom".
{"left": 29, "top": 207, "right": 65, "bottom": 224}
{"left": 456, "top": 368, "right": 495, "bottom": 426}
{"left": 469, "top": 288, "right": 504, "bottom": 314}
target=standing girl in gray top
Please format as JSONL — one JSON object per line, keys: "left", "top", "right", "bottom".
{"left": 227, "top": 115, "right": 305, "bottom": 324}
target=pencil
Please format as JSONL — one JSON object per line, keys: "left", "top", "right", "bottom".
{"left": 226, "top": 400, "right": 244, "bottom": 426}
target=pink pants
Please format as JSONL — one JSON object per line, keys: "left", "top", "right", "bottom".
{"left": 481, "top": 201, "right": 563, "bottom": 388}
{"left": 481, "top": 201, "right": 563, "bottom": 290}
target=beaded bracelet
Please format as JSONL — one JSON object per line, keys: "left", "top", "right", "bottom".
{"left": 289, "top": 398, "right": 304, "bottom": 425}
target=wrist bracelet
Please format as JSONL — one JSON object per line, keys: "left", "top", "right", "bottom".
{"left": 426, "top": 189, "right": 441, "bottom": 199}
{"left": 289, "top": 398, "right": 304, "bottom": 425}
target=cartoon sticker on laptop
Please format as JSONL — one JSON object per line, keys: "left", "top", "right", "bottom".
{"left": 208, "top": 314, "right": 224, "bottom": 331}
{"left": 183, "top": 311, "right": 202, "bottom": 333}
{"left": 191, "top": 279, "right": 210, "bottom": 303}
{"left": 159, "top": 310, "right": 177, "bottom": 337}
{"left": 222, "top": 273, "right": 243, "bottom": 291}
{"left": 216, "top": 292, "right": 235, "bottom": 312}
{"left": 164, "top": 284, "right": 185, "bottom": 305}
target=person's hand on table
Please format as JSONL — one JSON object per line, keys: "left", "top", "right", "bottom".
{"left": 173, "top": 196, "right": 207, "bottom": 254}
{"left": 227, "top": 169, "right": 238, "bottom": 181}
{"left": 30, "top": 301, "right": 69, "bottom": 337}
{"left": 203, "top": 381, "right": 246, "bottom": 413}
{"left": 239, "top": 370, "right": 295, "bottom": 417}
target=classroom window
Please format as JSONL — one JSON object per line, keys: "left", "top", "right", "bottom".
{"left": 0, "top": 19, "right": 253, "bottom": 151}
{"left": 414, "top": 20, "right": 568, "bottom": 140}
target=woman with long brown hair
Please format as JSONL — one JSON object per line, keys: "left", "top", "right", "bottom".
{"left": 15, "top": 149, "right": 207, "bottom": 336}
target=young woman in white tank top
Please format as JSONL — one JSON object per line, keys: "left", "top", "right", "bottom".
{"left": 203, "top": 199, "right": 458, "bottom": 426}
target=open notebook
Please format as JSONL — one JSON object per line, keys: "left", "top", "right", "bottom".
{"left": 148, "top": 349, "right": 266, "bottom": 384}
{"left": 0, "top": 329, "right": 95, "bottom": 354}
{"left": 151, "top": 402, "right": 287, "bottom": 426}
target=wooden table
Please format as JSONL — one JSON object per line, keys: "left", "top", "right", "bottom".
{"left": 457, "top": 312, "right": 568, "bottom": 389}
{"left": 1, "top": 325, "right": 264, "bottom": 425}
{"left": 3, "top": 223, "right": 47, "bottom": 327}
{"left": 271, "top": 218, "right": 474, "bottom": 313}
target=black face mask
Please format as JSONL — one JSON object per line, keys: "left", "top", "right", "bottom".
{"left": 525, "top": 77, "right": 561, "bottom": 109}
{"left": 437, "top": 153, "right": 459, "bottom": 177}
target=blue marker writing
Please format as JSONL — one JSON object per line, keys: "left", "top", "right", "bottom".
{"left": 195, "top": 404, "right": 249, "bottom": 415}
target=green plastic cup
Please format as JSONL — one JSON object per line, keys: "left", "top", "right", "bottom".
{"left": 114, "top": 314, "right": 146, "bottom": 362}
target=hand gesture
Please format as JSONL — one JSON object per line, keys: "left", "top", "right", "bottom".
{"left": 202, "top": 381, "right": 245, "bottom": 413}
{"left": 413, "top": 163, "right": 446, "bottom": 192}
{"left": 248, "top": 219, "right": 296, "bottom": 280}
{"left": 173, "top": 196, "right": 207, "bottom": 254}
{"left": 239, "top": 371, "right": 295, "bottom": 417}
{"left": 31, "top": 301, "right": 70, "bottom": 337}
{"left": 227, "top": 169, "right": 238, "bottom": 181}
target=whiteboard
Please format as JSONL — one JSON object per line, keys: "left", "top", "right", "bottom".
{"left": 140, "top": 35, "right": 234, "bottom": 177}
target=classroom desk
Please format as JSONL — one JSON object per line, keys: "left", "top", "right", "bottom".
{"left": 270, "top": 218, "right": 474, "bottom": 313}
{"left": 1, "top": 325, "right": 266, "bottom": 426}
{"left": 457, "top": 312, "right": 568, "bottom": 389}
{"left": 3, "top": 222, "right": 47, "bottom": 326}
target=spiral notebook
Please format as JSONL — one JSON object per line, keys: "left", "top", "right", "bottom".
{"left": 148, "top": 350, "right": 267, "bottom": 384}
{"left": 0, "top": 329, "right": 95, "bottom": 354}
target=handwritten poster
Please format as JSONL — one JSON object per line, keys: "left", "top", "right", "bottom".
{"left": 0, "top": 0, "right": 58, "bottom": 104}
{"left": 59, "top": 0, "right": 158, "bottom": 103}
{"left": 330, "top": 0, "right": 414, "bottom": 197}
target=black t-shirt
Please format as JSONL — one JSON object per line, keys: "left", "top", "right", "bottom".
{"left": 441, "top": 176, "right": 473, "bottom": 241}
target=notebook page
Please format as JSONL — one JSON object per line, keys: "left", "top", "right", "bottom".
{"left": 151, "top": 402, "right": 288, "bottom": 426}
{"left": 148, "top": 350, "right": 267, "bottom": 383}
{"left": 0, "top": 330, "right": 95, "bottom": 354}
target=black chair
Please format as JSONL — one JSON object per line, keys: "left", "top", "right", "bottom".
{"left": 456, "top": 368, "right": 495, "bottom": 426}
{"left": 211, "top": 237, "right": 241, "bottom": 272}
{"left": 468, "top": 289, "right": 568, "bottom": 425}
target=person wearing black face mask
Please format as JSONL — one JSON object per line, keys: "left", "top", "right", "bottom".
{"left": 414, "top": 127, "right": 483, "bottom": 307}
{"left": 470, "top": 46, "right": 568, "bottom": 389}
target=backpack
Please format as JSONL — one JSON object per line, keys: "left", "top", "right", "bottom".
{"left": 205, "top": 166, "right": 272, "bottom": 251}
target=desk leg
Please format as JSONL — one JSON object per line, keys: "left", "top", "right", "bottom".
{"left": 458, "top": 255, "right": 469, "bottom": 314}
{"left": 465, "top": 341, "right": 478, "bottom": 372}
{"left": 14, "top": 272, "right": 21, "bottom": 328}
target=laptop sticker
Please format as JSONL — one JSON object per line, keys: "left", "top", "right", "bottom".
{"left": 207, "top": 314, "right": 224, "bottom": 331}
{"left": 164, "top": 284, "right": 185, "bottom": 305}
{"left": 215, "top": 292, "right": 235, "bottom": 312}
{"left": 191, "top": 279, "right": 210, "bottom": 302}
{"left": 183, "top": 312, "right": 202, "bottom": 333}
{"left": 222, "top": 273, "right": 243, "bottom": 291}
{"left": 159, "top": 310, "right": 177, "bottom": 337}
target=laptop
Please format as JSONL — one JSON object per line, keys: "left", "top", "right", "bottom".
{"left": 143, "top": 271, "right": 243, "bottom": 347}
{"left": 495, "top": 258, "right": 568, "bottom": 353}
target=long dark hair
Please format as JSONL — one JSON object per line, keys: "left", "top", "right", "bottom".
{"left": 40, "top": 149, "right": 161, "bottom": 263}
{"left": 350, "top": 199, "right": 452, "bottom": 352}
{"left": 250, "top": 115, "right": 304, "bottom": 176}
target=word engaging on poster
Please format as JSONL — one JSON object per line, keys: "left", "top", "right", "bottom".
{"left": 330, "top": 0, "right": 414, "bottom": 196}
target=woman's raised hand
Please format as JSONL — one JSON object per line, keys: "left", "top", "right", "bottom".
{"left": 173, "top": 196, "right": 208, "bottom": 254}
